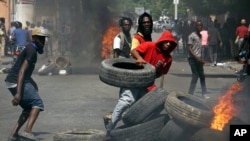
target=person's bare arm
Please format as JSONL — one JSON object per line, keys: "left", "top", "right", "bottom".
{"left": 131, "top": 48, "right": 146, "bottom": 66}
{"left": 12, "top": 60, "right": 29, "bottom": 106}
{"left": 188, "top": 44, "right": 205, "bottom": 64}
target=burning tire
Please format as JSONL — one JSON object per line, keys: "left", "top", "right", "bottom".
{"left": 165, "top": 91, "right": 214, "bottom": 128}
{"left": 53, "top": 129, "right": 105, "bottom": 141}
{"left": 191, "top": 128, "right": 228, "bottom": 141}
{"left": 110, "top": 114, "right": 169, "bottom": 141}
{"left": 122, "top": 88, "right": 169, "bottom": 126}
{"left": 99, "top": 58, "right": 156, "bottom": 88}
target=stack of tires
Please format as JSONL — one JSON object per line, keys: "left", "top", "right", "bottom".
{"left": 53, "top": 58, "right": 230, "bottom": 141}
{"left": 163, "top": 91, "right": 230, "bottom": 141}
{"left": 99, "top": 58, "right": 230, "bottom": 141}
{"left": 99, "top": 58, "right": 170, "bottom": 141}
{"left": 38, "top": 56, "right": 71, "bottom": 75}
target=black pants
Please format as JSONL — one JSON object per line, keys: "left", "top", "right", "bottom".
{"left": 188, "top": 57, "right": 207, "bottom": 95}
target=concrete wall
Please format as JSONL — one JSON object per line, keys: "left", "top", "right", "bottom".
{"left": 15, "top": 4, "right": 34, "bottom": 26}
{"left": 0, "top": 0, "right": 10, "bottom": 30}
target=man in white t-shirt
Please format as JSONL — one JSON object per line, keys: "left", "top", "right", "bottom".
{"left": 112, "top": 17, "right": 133, "bottom": 58}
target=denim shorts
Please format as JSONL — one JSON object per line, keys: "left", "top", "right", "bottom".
{"left": 8, "top": 82, "right": 44, "bottom": 113}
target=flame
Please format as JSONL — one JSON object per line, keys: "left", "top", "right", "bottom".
{"left": 101, "top": 22, "right": 120, "bottom": 59}
{"left": 210, "top": 82, "right": 243, "bottom": 131}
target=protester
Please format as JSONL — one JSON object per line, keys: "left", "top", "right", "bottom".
{"left": 235, "top": 19, "right": 248, "bottom": 49}
{"left": 103, "top": 31, "right": 177, "bottom": 141}
{"left": 207, "top": 23, "right": 223, "bottom": 66}
{"left": 103, "top": 12, "right": 153, "bottom": 140}
{"left": 200, "top": 26, "right": 209, "bottom": 62}
{"left": 111, "top": 17, "right": 133, "bottom": 58}
{"left": 130, "top": 12, "right": 153, "bottom": 51}
{"left": 238, "top": 26, "right": 250, "bottom": 76}
{"left": 187, "top": 20, "right": 209, "bottom": 99}
{"left": 5, "top": 27, "right": 48, "bottom": 141}
{"left": 182, "top": 20, "right": 194, "bottom": 57}
{"left": 11, "top": 21, "right": 30, "bottom": 64}
{"left": 0, "top": 18, "right": 7, "bottom": 69}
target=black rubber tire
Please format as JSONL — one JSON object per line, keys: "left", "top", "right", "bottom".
{"left": 37, "top": 63, "right": 56, "bottom": 75}
{"left": 191, "top": 128, "right": 228, "bottom": 141}
{"left": 99, "top": 58, "right": 156, "bottom": 88}
{"left": 55, "top": 56, "right": 70, "bottom": 68}
{"left": 110, "top": 114, "right": 169, "bottom": 141}
{"left": 53, "top": 129, "right": 105, "bottom": 141}
{"left": 165, "top": 91, "right": 214, "bottom": 128}
{"left": 158, "top": 119, "right": 198, "bottom": 141}
{"left": 122, "top": 88, "right": 169, "bottom": 126}
{"left": 159, "top": 119, "right": 186, "bottom": 141}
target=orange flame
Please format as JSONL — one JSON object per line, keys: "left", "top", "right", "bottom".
{"left": 210, "top": 82, "right": 243, "bottom": 131}
{"left": 101, "top": 22, "right": 120, "bottom": 59}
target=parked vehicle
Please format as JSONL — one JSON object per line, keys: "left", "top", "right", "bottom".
{"left": 153, "top": 20, "right": 173, "bottom": 33}
{"left": 153, "top": 21, "right": 161, "bottom": 33}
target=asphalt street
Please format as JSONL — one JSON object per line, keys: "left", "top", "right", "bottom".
{"left": 0, "top": 32, "right": 249, "bottom": 141}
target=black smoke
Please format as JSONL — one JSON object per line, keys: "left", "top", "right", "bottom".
{"left": 34, "top": 0, "right": 118, "bottom": 66}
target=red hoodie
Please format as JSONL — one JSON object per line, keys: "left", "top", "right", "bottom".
{"left": 136, "top": 31, "right": 177, "bottom": 91}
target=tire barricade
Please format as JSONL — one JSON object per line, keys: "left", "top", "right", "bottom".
{"left": 53, "top": 58, "right": 233, "bottom": 141}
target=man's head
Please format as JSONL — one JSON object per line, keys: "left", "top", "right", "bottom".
{"left": 195, "top": 20, "right": 203, "bottom": 32}
{"left": 15, "top": 21, "right": 22, "bottom": 29}
{"left": 137, "top": 12, "right": 153, "bottom": 41}
{"left": 32, "top": 28, "right": 49, "bottom": 54}
{"left": 241, "top": 19, "right": 246, "bottom": 25}
{"left": 119, "top": 17, "right": 132, "bottom": 34}
{"left": 156, "top": 31, "right": 177, "bottom": 53}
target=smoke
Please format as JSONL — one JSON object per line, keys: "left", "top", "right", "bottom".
{"left": 35, "top": 0, "right": 118, "bottom": 66}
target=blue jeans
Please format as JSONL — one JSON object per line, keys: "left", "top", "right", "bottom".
{"left": 8, "top": 82, "right": 44, "bottom": 113}
{"left": 188, "top": 57, "right": 207, "bottom": 95}
{"left": 238, "top": 38, "right": 244, "bottom": 49}
{"left": 107, "top": 87, "right": 147, "bottom": 131}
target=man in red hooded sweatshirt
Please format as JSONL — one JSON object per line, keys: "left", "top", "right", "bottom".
{"left": 131, "top": 30, "right": 177, "bottom": 91}
{"left": 103, "top": 31, "right": 177, "bottom": 141}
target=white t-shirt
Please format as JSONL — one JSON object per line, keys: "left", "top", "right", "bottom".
{"left": 113, "top": 35, "right": 121, "bottom": 49}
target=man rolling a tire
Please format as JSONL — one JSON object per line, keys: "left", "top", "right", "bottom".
{"left": 103, "top": 30, "right": 177, "bottom": 140}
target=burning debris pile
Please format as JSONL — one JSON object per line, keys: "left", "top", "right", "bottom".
{"left": 101, "top": 22, "right": 120, "bottom": 59}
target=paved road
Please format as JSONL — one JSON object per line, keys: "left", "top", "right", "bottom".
{"left": 0, "top": 32, "right": 248, "bottom": 140}
{"left": 1, "top": 53, "right": 249, "bottom": 140}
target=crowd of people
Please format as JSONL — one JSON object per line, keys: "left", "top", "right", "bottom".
{"left": 0, "top": 20, "right": 52, "bottom": 59}
{"left": 102, "top": 13, "right": 250, "bottom": 141}
{"left": 1, "top": 12, "right": 249, "bottom": 140}
{"left": 174, "top": 18, "right": 250, "bottom": 65}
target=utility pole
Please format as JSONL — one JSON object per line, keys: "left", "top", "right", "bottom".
{"left": 173, "top": 0, "right": 179, "bottom": 20}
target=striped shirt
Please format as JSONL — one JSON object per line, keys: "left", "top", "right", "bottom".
{"left": 188, "top": 32, "right": 202, "bottom": 58}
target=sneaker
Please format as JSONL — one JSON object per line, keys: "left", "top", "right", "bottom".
{"left": 203, "top": 94, "right": 210, "bottom": 99}
{"left": 103, "top": 113, "right": 112, "bottom": 130}
{"left": 20, "top": 131, "right": 39, "bottom": 141}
